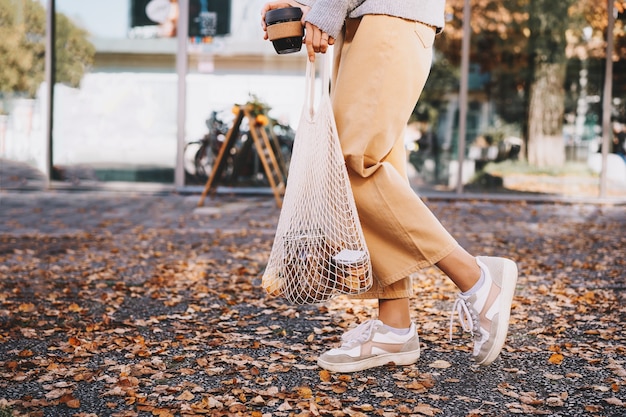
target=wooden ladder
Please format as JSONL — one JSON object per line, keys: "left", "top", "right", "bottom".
{"left": 198, "top": 105, "right": 286, "bottom": 208}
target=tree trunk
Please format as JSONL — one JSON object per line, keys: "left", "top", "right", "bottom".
{"left": 525, "top": 0, "right": 574, "bottom": 168}
{"left": 527, "top": 62, "right": 567, "bottom": 167}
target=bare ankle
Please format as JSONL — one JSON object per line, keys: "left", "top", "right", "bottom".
{"left": 378, "top": 298, "right": 412, "bottom": 328}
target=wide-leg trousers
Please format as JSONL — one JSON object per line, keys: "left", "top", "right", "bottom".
{"left": 331, "top": 15, "right": 459, "bottom": 299}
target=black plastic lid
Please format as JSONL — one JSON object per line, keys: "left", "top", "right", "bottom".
{"left": 265, "top": 7, "right": 303, "bottom": 25}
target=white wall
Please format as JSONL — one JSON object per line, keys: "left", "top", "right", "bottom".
{"left": 1, "top": 71, "right": 314, "bottom": 171}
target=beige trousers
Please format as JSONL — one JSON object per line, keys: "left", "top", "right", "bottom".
{"left": 331, "top": 15, "right": 459, "bottom": 299}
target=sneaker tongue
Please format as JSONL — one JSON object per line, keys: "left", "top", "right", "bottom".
{"left": 341, "top": 338, "right": 362, "bottom": 349}
{"left": 341, "top": 320, "right": 378, "bottom": 343}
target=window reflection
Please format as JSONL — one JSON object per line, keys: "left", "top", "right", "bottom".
{"left": 48, "top": 0, "right": 177, "bottom": 183}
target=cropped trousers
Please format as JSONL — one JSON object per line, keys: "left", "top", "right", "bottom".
{"left": 330, "top": 15, "right": 459, "bottom": 299}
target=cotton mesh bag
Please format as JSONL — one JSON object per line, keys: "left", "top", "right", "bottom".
{"left": 262, "top": 55, "right": 372, "bottom": 305}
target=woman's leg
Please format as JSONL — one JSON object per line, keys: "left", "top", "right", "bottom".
{"left": 331, "top": 15, "right": 472, "bottom": 326}
{"left": 332, "top": 16, "right": 459, "bottom": 290}
{"left": 319, "top": 15, "right": 517, "bottom": 373}
{"left": 318, "top": 16, "right": 445, "bottom": 373}
{"left": 436, "top": 246, "right": 481, "bottom": 292}
{"left": 378, "top": 298, "right": 412, "bottom": 328}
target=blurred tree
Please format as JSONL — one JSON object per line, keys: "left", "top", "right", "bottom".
{"left": 412, "top": 49, "right": 459, "bottom": 126}
{"left": 436, "top": 0, "right": 530, "bottom": 138}
{"left": 437, "top": 0, "right": 625, "bottom": 168}
{"left": 0, "top": 0, "right": 94, "bottom": 100}
{"left": 525, "top": 0, "right": 574, "bottom": 167}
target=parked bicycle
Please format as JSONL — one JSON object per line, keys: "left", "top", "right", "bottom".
{"left": 183, "top": 110, "right": 231, "bottom": 184}
{"left": 184, "top": 107, "right": 295, "bottom": 186}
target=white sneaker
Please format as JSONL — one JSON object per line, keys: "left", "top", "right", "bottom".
{"left": 317, "top": 320, "right": 421, "bottom": 373}
{"left": 450, "top": 256, "right": 518, "bottom": 365}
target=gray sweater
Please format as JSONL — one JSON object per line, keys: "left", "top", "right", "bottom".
{"left": 297, "top": 0, "right": 446, "bottom": 39}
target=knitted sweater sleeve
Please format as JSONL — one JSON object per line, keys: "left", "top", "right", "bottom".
{"left": 297, "top": 0, "right": 364, "bottom": 39}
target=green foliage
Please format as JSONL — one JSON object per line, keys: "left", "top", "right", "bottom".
{"left": 0, "top": 0, "right": 94, "bottom": 98}
{"left": 55, "top": 12, "right": 95, "bottom": 88}
{"left": 245, "top": 93, "right": 271, "bottom": 116}
{"left": 413, "top": 51, "right": 460, "bottom": 124}
{"left": 0, "top": 0, "right": 39, "bottom": 98}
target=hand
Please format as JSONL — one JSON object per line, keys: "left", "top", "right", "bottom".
{"left": 304, "top": 22, "right": 334, "bottom": 63}
{"left": 261, "top": 1, "right": 309, "bottom": 40}
{"left": 261, "top": 1, "right": 334, "bottom": 62}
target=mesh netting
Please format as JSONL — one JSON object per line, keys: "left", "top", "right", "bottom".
{"left": 262, "top": 57, "right": 372, "bottom": 305}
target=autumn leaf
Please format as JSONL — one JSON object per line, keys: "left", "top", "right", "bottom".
{"left": 45, "top": 389, "right": 69, "bottom": 400}
{"left": 605, "top": 397, "right": 624, "bottom": 406}
{"left": 176, "top": 390, "right": 194, "bottom": 401}
{"left": 60, "top": 393, "right": 80, "bottom": 409}
{"left": 18, "top": 349, "right": 33, "bottom": 358}
{"left": 429, "top": 360, "right": 452, "bottom": 369}
{"left": 404, "top": 380, "right": 429, "bottom": 393}
{"left": 548, "top": 353, "right": 564, "bottom": 365}
{"left": 18, "top": 302, "right": 36, "bottom": 313}
{"left": 68, "top": 336, "right": 81, "bottom": 346}
{"left": 151, "top": 409, "right": 175, "bottom": 417}
{"left": 296, "top": 386, "right": 313, "bottom": 399}
{"left": 413, "top": 403, "right": 442, "bottom": 416}
{"left": 68, "top": 303, "right": 82, "bottom": 312}
{"left": 319, "top": 369, "right": 331, "bottom": 382}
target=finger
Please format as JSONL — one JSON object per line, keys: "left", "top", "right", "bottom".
{"left": 305, "top": 22, "right": 316, "bottom": 62}
{"left": 261, "top": 2, "right": 295, "bottom": 26}
{"left": 312, "top": 27, "right": 324, "bottom": 53}
{"left": 261, "top": 1, "right": 294, "bottom": 14}
{"left": 319, "top": 33, "right": 330, "bottom": 53}
{"left": 261, "top": 2, "right": 297, "bottom": 39}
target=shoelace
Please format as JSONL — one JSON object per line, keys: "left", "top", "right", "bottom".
{"left": 449, "top": 296, "right": 478, "bottom": 342}
{"left": 340, "top": 320, "right": 378, "bottom": 348}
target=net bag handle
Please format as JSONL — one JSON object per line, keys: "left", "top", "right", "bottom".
{"left": 304, "top": 54, "right": 331, "bottom": 119}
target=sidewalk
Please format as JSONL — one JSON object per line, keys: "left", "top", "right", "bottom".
{"left": 3, "top": 157, "right": 626, "bottom": 204}
{"left": 0, "top": 190, "right": 625, "bottom": 416}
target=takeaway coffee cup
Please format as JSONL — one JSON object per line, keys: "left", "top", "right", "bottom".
{"left": 265, "top": 7, "right": 304, "bottom": 54}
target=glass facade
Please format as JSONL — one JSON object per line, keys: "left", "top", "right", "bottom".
{"left": 0, "top": 0, "right": 624, "bottom": 198}
{"left": 51, "top": 0, "right": 178, "bottom": 183}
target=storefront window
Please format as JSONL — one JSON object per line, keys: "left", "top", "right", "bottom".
{"left": 50, "top": 0, "right": 178, "bottom": 183}
{"left": 182, "top": 0, "right": 302, "bottom": 189}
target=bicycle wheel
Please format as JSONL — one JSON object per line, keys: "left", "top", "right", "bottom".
{"left": 194, "top": 141, "right": 215, "bottom": 180}
{"left": 183, "top": 141, "right": 203, "bottom": 177}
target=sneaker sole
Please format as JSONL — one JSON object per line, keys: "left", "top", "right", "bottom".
{"left": 476, "top": 257, "right": 518, "bottom": 366}
{"left": 317, "top": 348, "right": 421, "bottom": 373}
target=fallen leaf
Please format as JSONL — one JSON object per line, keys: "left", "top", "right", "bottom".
{"left": 176, "top": 390, "right": 194, "bottom": 401}
{"left": 429, "top": 360, "right": 451, "bottom": 369}
{"left": 18, "top": 303, "right": 36, "bottom": 313}
{"left": 319, "top": 369, "right": 331, "bottom": 382}
{"left": 605, "top": 397, "right": 624, "bottom": 406}
{"left": 296, "top": 386, "right": 313, "bottom": 399}
{"left": 548, "top": 353, "right": 564, "bottom": 365}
